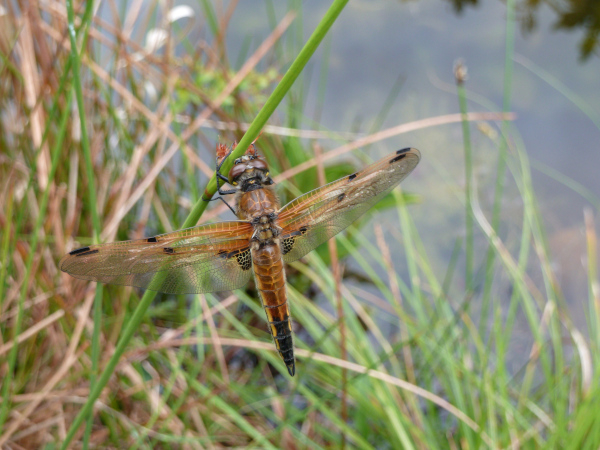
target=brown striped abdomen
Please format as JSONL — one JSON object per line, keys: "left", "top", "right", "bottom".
{"left": 251, "top": 243, "right": 295, "bottom": 376}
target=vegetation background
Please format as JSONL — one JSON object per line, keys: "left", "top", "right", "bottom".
{"left": 1, "top": 0, "right": 599, "bottom": 448}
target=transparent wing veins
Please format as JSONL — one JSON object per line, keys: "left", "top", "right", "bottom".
{"left": 278, "top": 148, "right": 420, "bottom": 262}
{"left": 60, "top": 221, "right": 254, "bottom": 294}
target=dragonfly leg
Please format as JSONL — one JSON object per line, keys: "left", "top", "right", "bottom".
{"left": 203, "top": 145, "right": 238, "bottom": 215}
{"left": 216, "top": 145, "right": 234, "bottom": 173}
{"left": 215, "top": 146, "right": 237, "bottom": 196}
{"left": 213, "top": 196, "right": 237, "bottom": 215}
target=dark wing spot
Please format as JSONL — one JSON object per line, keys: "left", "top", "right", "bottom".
{"left": 219, "top": 248, "right": 251, "bottom": 270}
{"left": 219, "top": 249, "right": 238, "bottom": 257}
{"left": 236, "top": 249, "right": 252, "bottom": 271}
{"left": 282, "top": 236, "right": 295, "bottom": 255}
{"left": 76, "top": 249, "right": 99, "bottom": 257}
{"left": 396, "top": 147, "right": 411, "bottom": 155}
{"left": 164, "top": 247, "right": 174, "bottom": 254}
{"left": 337, "top": 193, "right": 346, "bottom": 203}
{"left": 147, "top": 237, "right": 158, "bottom": 243}
{"left": 389, "top": 154, "right": 406, "bottom": 164}
{"left": 69, "top": 246, "right": 91, "bottom": 255}
{"left": 282, "top": 227, "right": 309, "bottom": 255}
{"left": 348, "top": 173, "right": 357, "bottom": 181}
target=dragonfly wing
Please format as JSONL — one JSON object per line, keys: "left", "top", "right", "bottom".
{"left": 278, "top": 148, "right": 420, "bottom": 263}
{"left": 60, "top": 221, "right": 254, "bottom": 294}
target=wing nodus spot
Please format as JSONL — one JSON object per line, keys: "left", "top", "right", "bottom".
{"left": 348, "top": 173, "right": 357, "bottom": 181}
{"left": 75, "top": 249, "right": 99, "bottom": 257}
{"left": 69, "top": 246, "right": 91, "bottom": 255}
{"left": 164, "top": 247, "right": 174, "bottom": 254}
{"left": 147, "top": 237, "right": 158, "bottom": 243}
{"left": 390, "top": 154, "right": 407, "bottom": 164}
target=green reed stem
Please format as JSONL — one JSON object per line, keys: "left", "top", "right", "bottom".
{"left": 0, "top": 184, "right": 13, "bottom": 317}
{"left": 456, "top": 71, "right": 474, "bottom": 292}
{"left": 480, "top": 0, "right": 515, "bottom": 333}
{"left": 68, "top": 1, "right": 103, "bottom": 448}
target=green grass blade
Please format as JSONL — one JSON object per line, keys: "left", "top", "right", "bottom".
{"left": 69, "top": 1, "right": 103, "bottom": 447}
{"left": 481, "top": 0, "right": 516, "bottom": 336}
{"left": 455, "top": 64, "right": 474, "bottom": 293}
{"left": 0, "top": 89, "right": 72, "bottom": 434}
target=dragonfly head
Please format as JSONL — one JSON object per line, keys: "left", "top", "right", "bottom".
{"left": 228, "top": 154, "right": 273, "bottom": 190}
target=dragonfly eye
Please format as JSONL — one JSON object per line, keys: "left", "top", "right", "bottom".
{"left": 228, "top": 163, "right": 247, "bottom": 185}
{"left": 250, "top": 157, "right": 269, "bottom": 172}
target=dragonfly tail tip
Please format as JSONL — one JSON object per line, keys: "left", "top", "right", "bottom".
{"left": 286, "top": 362, "right": 295, "bottom": 377}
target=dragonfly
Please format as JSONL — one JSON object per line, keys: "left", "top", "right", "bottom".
{"left": 60, "top": 144, "right": 421, "bottom": 376}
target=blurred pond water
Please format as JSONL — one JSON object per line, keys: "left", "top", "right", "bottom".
{"left": 219, "top": 0, "right": 600, "bottom": 333}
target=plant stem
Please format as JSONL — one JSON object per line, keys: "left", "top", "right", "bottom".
{"left": 455, "top": 62, "right": 474, "bottom": 293}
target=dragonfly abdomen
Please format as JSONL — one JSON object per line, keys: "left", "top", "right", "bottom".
{"left": 251, "top": 243, "right": 295, "bottom": 376}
